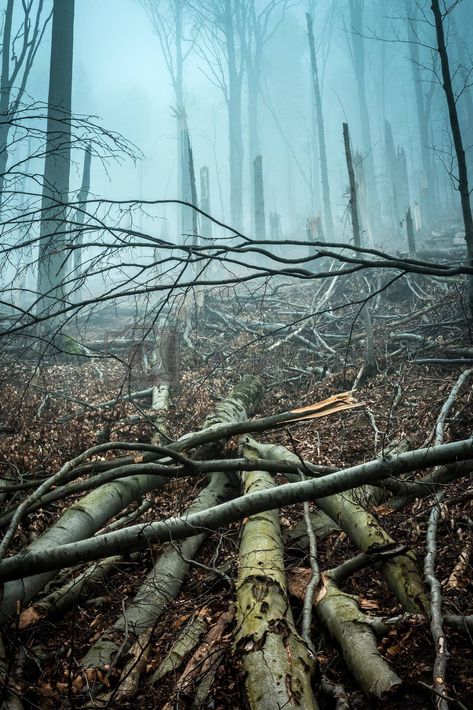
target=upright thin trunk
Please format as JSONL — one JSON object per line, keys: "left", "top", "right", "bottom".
{"left": 306, "top": 13, "right": 333, "bottom": 240}
{"left": 431, "top": 0, "right": 473, "bottom": 314}
{"left": 253, "top": 154, "right": 265, "bottom": 244}
{"left": 36, "top": 0, "right": 75, "bottom": 325}
{"left": 0, "top": 0, "right": 14, "bottom": 203}
{"left": 348, "top": 0, "right": 380, "bottom": 229}
{"left": 199, "top": 166, "right": 212, "bottom": 239}
{"left": 385, "top": 121, "right": 401, "bottom": 234}
{"left": 343, "top": 124, "right": 361, "bottom": 248}
{"left": 225, "top": 1, "right": 243, "bottom": 231}
{"left": 248, "top": 65, "right": 259, "bottom": 231}
{"left": 180, "top": 117, "right": 194, "bottom": 239}
{"left": 406, "top": 208, "right": 416, "bottom": 255}
{"left": 405, "top": 0, "right": 436, "bottom": 224}
{"left": 344, "top": 122, "right": 375, "bottom": 373}
{"left": 72, "top": 143, "right": 91, "bottom": 298}
{"left": 174, "top": 4, "right": 190, "bottom": 241}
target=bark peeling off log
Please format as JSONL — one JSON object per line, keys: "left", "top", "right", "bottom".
{"left": 235, "top": 465, "right": 318, "bottom": 710}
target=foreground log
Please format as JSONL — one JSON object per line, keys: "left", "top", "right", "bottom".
{"left": 81, "top": 473, "right": 236, "bottom": 672}
{"left": 246, "top": 437, "right": 429, "bottom": 613}
{"left": 288, "top": 568, "right": 402, "bottom": 699}
{"left": 80, "top": 376, "right": 263, "bottom": 676}
{"left": 18, "top": 555, "right": 135, "bottom": 627}
{"left": 0, "top": 439, "right": 472, "bottom": 584}
{"left": 0, "top": 472, "right": 168, "bottom": 626}
{"left": 235, "top": 451, "right": 317, "bottom": 709}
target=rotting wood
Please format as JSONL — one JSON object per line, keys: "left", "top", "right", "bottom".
{"left": 246, "top": 437, "right": 429, "bottom": 613}
{"left": 235, "top": 446, "right": 318, "bottom": 710}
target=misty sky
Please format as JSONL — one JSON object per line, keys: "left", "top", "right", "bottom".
{"left": 23, "top": 0, "right": 471, "bottom": 243}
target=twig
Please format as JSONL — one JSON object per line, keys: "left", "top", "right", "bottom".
{"left": 299, "top": 470, "right": 319, "bottom": 655}
{"left": 424, "top": 492, "right": 449, "bottom": 710}
{"left": 418, "top": 681, "right": 468, "bottom": 710}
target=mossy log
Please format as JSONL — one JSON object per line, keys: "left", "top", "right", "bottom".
{"left": 235, "top": 450, "right": 318, "bottom": 710}
{"left": 288, "top": 569, "right": 402, "bottom": 699}
{"left": 0, "top": 473, "right": 167, "bottom": 626}
{"left": 246, "top": 437, "right": 428, "bottom": 614}
{"left": 81, "top": 376, "right": 262, "bottom": 673}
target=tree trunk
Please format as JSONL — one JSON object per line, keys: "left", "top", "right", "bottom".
{"left": 306, "top": 13, "right": 334, "bottom": 240}
{"left": 199, "top": 165, "right": 212, "bottom": 239}
{"left": 72, "top": 143, "right": 91, "bottom": 300}
{"left": 406, "top": 207, "right": 416, "bottom": 255}
{"left": 405, "top": 0, "right": 437, "bottom": 225}
{"left": 0, "top": 0, "right": 14, "bottom": 206}
{"left": 225, "top": 1, "right": 243, "bottom": 230}
{"left": 431, "top": 0, "right": 473, "bottom": 315}
{"left": 36, "top": 0, "right": 75, "bottom": 326}
{"left": 253, "top": 154, "right": 266, "bottom": 245}
{"left": 348, "top": 0, "right": 380, "bottom": 230}
{"left": 235, "top": 447, "right": 318, "bottom": 709}
{"left": 0, "top": 472, "right": 167, "bottom": 626}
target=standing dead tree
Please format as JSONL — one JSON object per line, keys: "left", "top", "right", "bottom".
{"left": 36, "top": 0, "right": 75, "bottom": 329}
{"left": 430, "top": 0, "right": 473, "bottom": 317}
{"left": 306, "top": 11, "right": 334, "bottom": 240}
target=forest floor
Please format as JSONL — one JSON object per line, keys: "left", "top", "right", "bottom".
{"left": 0, "top": 275, "right": 472, "bottom": 709}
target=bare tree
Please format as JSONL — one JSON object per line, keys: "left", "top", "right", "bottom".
{"left": 404, "top": 0, "right": 438, "bottom": 226}
{"left": 244, "top": 1, "right": 287, "bottom": 224}
{"left": 0, "top": 0, "right": 51, "bottom": 204}
{"left": 193, "top": 0, "right": 248, "bottom": 231}
{"left": 347, "top": 0, "right": 380, "bottom": 230}
{"left": 430, "top": 0, "right": 473, "bottom": 316}
{"left": 306, "top": 11, "right": 334, "bottom": 240}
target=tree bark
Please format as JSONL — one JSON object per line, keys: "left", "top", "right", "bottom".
{"left": 36, "top": 0, "right": 75, "bottom": 325}
{"left": 1, "top": 438, "right": 471, "bottom": 585}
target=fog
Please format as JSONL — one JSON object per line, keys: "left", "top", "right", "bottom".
{"left": 24, "top": 0, "right": 471, "bottom": 246}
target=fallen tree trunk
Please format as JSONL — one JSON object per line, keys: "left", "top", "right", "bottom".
{"left": 80, "top": 375, "right": 263, "bottom": 674}
{"left": 18, "top": 555, "right": 135, "bottom": 627}
{"left": 0, "top": 472, "right": 168, "bottom": 626}
{"left": 235, "top": 449, "right": 317, "bottom": 709}
{"left": 246, "top": 437, "right": 429, "bottom": 613}
{"left": 0, "top": 439, "right": 472, "bottom": 584}
{"left": 80, "top": 473, "right": 236, "bottom": 672}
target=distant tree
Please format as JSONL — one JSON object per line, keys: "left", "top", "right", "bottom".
{"left": 404, "top": 0, "right": 438, "bottom": 226}
{"left": 306, "top": 11, "right": 333, "bottom": 240}
{"left": 347, "top": 0, "right": 380, "bottom": 230}
{"left": 0, "top": 0, "right": 51, "bottom": 204}
{"left": 431, "top": 0, "right": 473, "bottom": 316}
{"left": 243, "top": 1, "right": 287, "bottom": 228}
{"left": 192, "top": 0, "right": 247, "bottom": 231}
{"left": 139, "top": 0, "right": 199, "bottom": 239}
